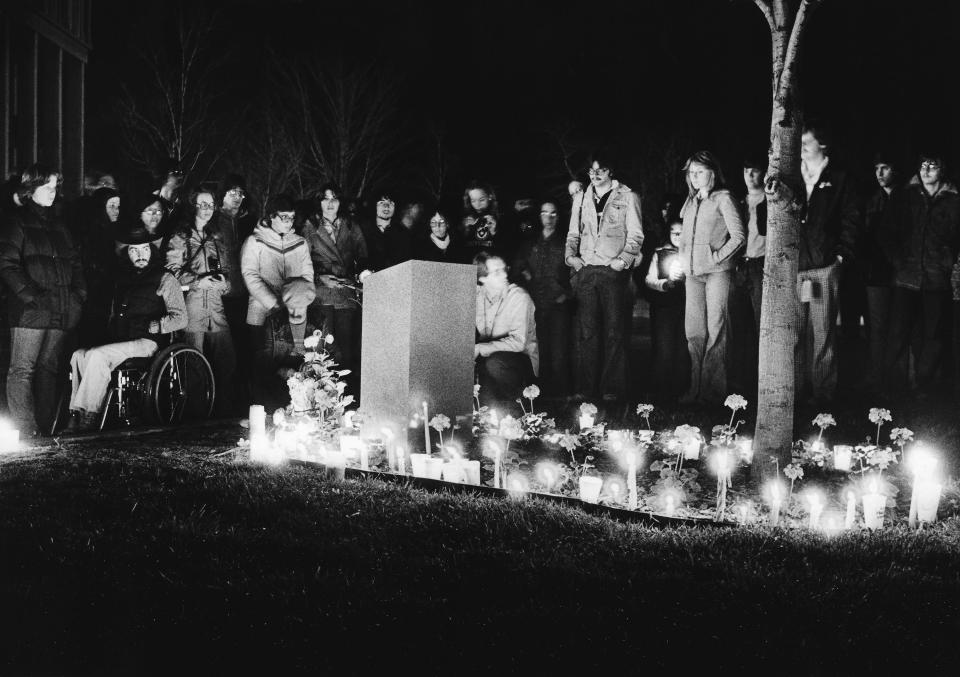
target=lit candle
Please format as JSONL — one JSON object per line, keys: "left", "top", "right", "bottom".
{"left": 915, "top": 481, "right": 942, "bottom": 523}
{"left": 396, "top": 446, "right": 405, "bottom": 474}
{"left": 683, "top": 437, "right": 700, "bottom": 460}
{"left": 806, "top": 492, "right": 824, "bottom": 530}
{"left": 626, "top": 450, "right": 638, "bottom": 511}
{"left": 862, "top": 481, "right": 885, "bottom": 529}
{"left": 579, "top": 413, "right": 595, "bottom": 430}
{"left": 494, "top": 443, "right": 503, "bottom": 489}
{"left": 359, "top": 442, "right": 369, "bottom": 471}
{"left": 579, "top": 475, "right": 602, "bottom": 504}
{"left": 381, "top": 427, "right": 396, "bottom": 470}
{"left": 489, "top": 409, "right": 499, "bottom": 428}
{"left": 737, "top": 438, "right": 754, "bottom": 464}
{"left": 535, "top": 462, "right": 559, "bottom": 492}
{"left": 769, "top": 483, "right": 782, "bottom": 526}
{"left": 738, "top": 502, "right": 751, "bottom": 525}
{"left": 422, "top": 401, "right": 431, "bottom": 455}
{"left": 844, "top": 490, "right": 856, "bottom": 529}
{"left": 462, "top": 460, "right": 481, "bottom": 486}
{"left": 248, "top": 405, "right": 266, "bottom": 437}
{"left": 0, "top": 420, "right": 19, "bottom": 454}
{"left": 664, "top": 494, "right": 677, "bottom": 517}
{"left": 833, "top": 445, "right": 853, "bottom": 472}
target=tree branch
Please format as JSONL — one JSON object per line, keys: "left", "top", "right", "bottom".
{"left": 752, "top": 0, "right": 776, "bottom": 33}
{"left": 779, "top": 0, "right": 821, "bottom": 98}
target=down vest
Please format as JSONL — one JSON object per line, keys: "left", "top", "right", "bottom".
{"left": 0, "top": 202, "right": 86, "bottom": 329}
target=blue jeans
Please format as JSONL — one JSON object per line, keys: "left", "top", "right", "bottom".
{"left": 7, "top": 327, "right": 68, "bottom": 435}
{"left": 684, "top": 271, "right": 732, "bottom": 403}
{"left": 571, "top": 265, "right": 629, "bottom": 398}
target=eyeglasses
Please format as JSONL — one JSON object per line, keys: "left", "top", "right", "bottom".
{"left": 227, "top": 189, "right": 245, "bottom": 198}
{"left": 273, "top": 213, "right": 295, "bottom": 224}
{"left": 142, "top": 208, "right": 163, "bottom": 217}
{"left": 588, "top": 167, "right": 610, "bottom": 177}
{"left": 378, "top": 198, "right": 394, "bottom": 205}
{"left": 195, "top": 202, "right": 215, "bottom": 210}
{"left": 430, "top": 220, "right": 447, "bottom": 227}
{"left": 920, "top": 162, "right": 941, "bottom": 171}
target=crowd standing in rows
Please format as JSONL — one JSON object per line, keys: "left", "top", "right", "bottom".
{"left": 1, "top": 123, "right": 959, "bottom": 436}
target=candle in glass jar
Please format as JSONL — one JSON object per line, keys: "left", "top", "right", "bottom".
{"left": 579, "top": 413, "right": 595, "bottom": 430}
{"left": 862, "top": 482, "right": 885, "bottom": 529}
{"left": 844, "top": 490, "right": 856, "bottom": 529}
{"left": 833, "top": 445, "right": 853, "bottom": 472}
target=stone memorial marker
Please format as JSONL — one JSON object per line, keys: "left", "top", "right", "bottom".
{"left": 359, "top": 260, "right": 476, "bottom": 447}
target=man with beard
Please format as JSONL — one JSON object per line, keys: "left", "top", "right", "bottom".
{"left": 65, "top": 226, "right": 187, "bottom": 431}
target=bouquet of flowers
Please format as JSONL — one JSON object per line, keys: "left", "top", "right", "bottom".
{"left": 285, "top": 330, "right": 353, "bottom": 436}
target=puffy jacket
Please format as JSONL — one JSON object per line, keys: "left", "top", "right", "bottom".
{"left": 240, "top": 224, "right": 315, "bottom": 325}
{"left": 165, "top": 217, "right": 231, "bottom": 332}
{"left": 678, "top": 189, "right": 745, "bottom": 276}
{"left": 565, "top": 182, "right": 644, "bottom": 268}
{"left": 0, "top": 202, "right": 86, "bottom": 329}
{"left": 888, "top": 181, "right": 960, "bottom": 291}
{"left": 302, "top": 217, "right": 368, "bottom": 310}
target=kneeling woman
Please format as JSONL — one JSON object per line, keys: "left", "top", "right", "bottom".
{"left": 67, "top": 227, "right": 187, "bottom": 430}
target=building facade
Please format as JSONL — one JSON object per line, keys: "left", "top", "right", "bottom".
{"left": 1, "top": 1, "right": 91, "bottom": 197}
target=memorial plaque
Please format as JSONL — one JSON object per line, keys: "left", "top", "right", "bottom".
{"left": 359, "top": 260, "right": 476, "bottom": 445}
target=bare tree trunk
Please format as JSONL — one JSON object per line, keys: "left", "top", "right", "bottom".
{"left": 752, "top": 0, "right": 821, "bottom": 482}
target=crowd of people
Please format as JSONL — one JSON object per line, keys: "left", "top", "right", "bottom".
{"left": 1, "top": 121, "right": 959, "bottom": 437}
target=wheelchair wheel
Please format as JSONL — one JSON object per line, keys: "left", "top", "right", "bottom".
{"left": 142, "top": 344, "right": 215, "bottom": 424}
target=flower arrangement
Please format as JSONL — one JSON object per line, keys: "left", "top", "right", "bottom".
{"left": 429, "top": 414, "right": 451, "bottom": 451}
{"left": 868, "top": 407, "right": 892, "bottom": 445}
{"left": 783, "top": 462, "right": 804, "bottom": 498}
{"left": 812, "top": 412, "right": 836, "bottom": 447}
{"left": 516, "top": 385, "right": 555, "bottom": 440}
{"left": 285, "top": 330, "right": 353, "bottom": 435}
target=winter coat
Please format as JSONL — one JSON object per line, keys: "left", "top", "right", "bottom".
{"left": 514, "top": 232, "right": 570, "bottom": 309}
{"left": 888, "top": 181, "right": 960, "bottom": 292}
{"left": 798, "top": 165, "right": 860, "bottom": 272}
{"left": 861, "top": 187, "right": 897, "bottom": 286}
{"left": 565, "top": 183, "right": 644, "bottom": 268}
{"left": 240, "top": 224, "right": 315, "bottom": 326}
{"left": 165, "top": 218, "right": 231, "bottom": 333}
{"left": 361, "top": 219, "right": 411, "bottom": 272}
{"left": 412, "top": 233, "right": 467, "bottom": 263}
{"left": 0, "top": 202, "right": 86, "bottom": 329}
{"left": 302, "top": 217, "right": 368, "bottom": 310}
{"left": 678, "top": 189, "right": 745, "bottom": 276}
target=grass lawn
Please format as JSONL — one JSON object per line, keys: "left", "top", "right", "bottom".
{"left": 1, "top": 425, "right": 959, "bottom": 675}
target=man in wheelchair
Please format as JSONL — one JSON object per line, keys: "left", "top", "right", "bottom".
{"left": 66, "top": 225, "right": 187, "bottom": 431}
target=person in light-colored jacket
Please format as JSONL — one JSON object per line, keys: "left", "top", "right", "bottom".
{"left": 677, "top": 150, "right": 745, "bottom": 404}
{"left": 240, "top": 194, "right": 315, "bottom": 355}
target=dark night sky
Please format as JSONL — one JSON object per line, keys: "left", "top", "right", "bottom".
{"left": 85, "top": 0, "right": 960, "bottom": 203}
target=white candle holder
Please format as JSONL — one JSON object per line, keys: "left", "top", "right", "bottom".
{"left": 833, "top": 445, "right": 853, "bottom": 472}
{"left": 578, "top": 475, "right": 602, "bottom": 504}
{"left": 862, "top": 491, "right": 885, "bottom": 529}
{"left": 915, "top": 481, "right": 942, "bottom": 523}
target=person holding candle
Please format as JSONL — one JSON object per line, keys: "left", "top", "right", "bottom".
{"left": 677, "top": 150, "right": 746, "bottom": 405}
{"left": 0, "top": 165, "right": 87, "bottom": 437}
{"left": 474, "top": 252, "right": 539, "bottom": 409}
{"left": 645, "top": 220, "right": 689, "bottom": 401}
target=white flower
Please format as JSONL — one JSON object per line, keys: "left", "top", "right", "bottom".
{"left": 303, "top": 331, "right": 322, "bottom": 350}
{"left": 579, "top": 402, "right": 598, "bottom": 417}
{"left": 522, "top": 385, "right": 541, "bottom": 401}
{"left": 499, "top": 416, "right": 523, "bottom": 441}
{"left": 272, "top": 409, "right": 286, "bottom": 426}
{"left": 783, "top": 463, "right": 804, "bottom": 481}
{"left": 724, "top": 394, "right": 748, "bottom": 411}
{"left": 302, "top": 351, "right": 320, "bottom": 363}
{"left": 636, "top": 403, "right": 654, "bottom": 417}
{"left": 868, "top": 408, "right": 892, "bottom": 425}
{"left": 473, "top": 384, "right": 481, "bottom": 398}
{"left": 889, "top": 427, "right": 914, "bottom": 446}
{"left": 429, "top": 414, "right": 451, "bottom": 432}
{"left": 325, "top": 334, "right": 335, "bottom": 345}
{"left": 673, "top": 424, "right": 700, "bottom": 442}
{"left": 812, "top": 413, "right": 836, "bottom": 429}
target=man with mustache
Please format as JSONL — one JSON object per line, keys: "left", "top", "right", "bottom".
{"left": 65, "top": 225, "right": 187, "bottom": 431}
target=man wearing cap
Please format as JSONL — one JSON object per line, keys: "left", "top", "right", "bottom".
{"left": 66, "top": 226, "right": 187, "bottom": 431}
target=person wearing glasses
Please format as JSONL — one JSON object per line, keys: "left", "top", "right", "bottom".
{"left": 884, "top": 150, "right": 960, "bottom": 398}
{"left": 514, "top": 201, "right": 571, "bottom": 394}
{"left": 360, "top": 190, "right": 411, "bottom": 272}
{"left": 565, "top": 150, "right": 644, "bottom": 401}
{"left": 241, "top": 194, "right": 315, "bottom": 369}
{"left": 166, "top": 189, "right": 235, "bottom": 417}
{"left": 0, "top": 164, "right": 86, "bottom": 436}
{"left": 413, "top": 209, "right": 465, "bottom": 263}
{"left": 118, "top": 193, "right": 168, "bottom": 251}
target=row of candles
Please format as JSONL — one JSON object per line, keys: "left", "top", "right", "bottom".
{"left": 248, "top": 405, "right": 944, "bottom": 527}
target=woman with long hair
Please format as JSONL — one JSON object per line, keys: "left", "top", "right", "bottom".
{"left": 677, "top": 151, "right": 745, "bottom": 404}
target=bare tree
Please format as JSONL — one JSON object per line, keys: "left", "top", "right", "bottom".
{"left": 278, "top": 56, "right": 405, "bottom": 198}
{"left": 750, "top": 0, "right": 824, "bottom": 481}
{"left": 117, "top": 6, "right": 234, "bottom": 182}
{"left": 417, "top": 121, "right": 454, "bottom": 202}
